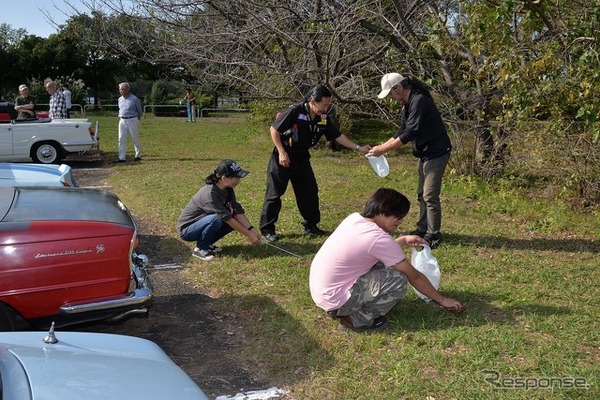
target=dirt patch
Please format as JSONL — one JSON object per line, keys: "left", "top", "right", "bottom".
{"left": 69, "top": 156, "right": 277, "bottom": 399}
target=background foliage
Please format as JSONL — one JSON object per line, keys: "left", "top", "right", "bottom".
{"left": 2, "top": 0, "right": 599, "bottom": 205}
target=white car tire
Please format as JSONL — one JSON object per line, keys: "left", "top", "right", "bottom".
{"left": 32, "top": 142, "right": 63, "bottom": 164}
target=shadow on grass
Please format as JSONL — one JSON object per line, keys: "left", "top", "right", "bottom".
{"left": 74, "top": 274, "right": 331, "bottom": 398}
{"left": 140, "top": 234, "right": 322, "bottom": 263}
{"left": 386, "top": 289, "right": 572, "bottom": 333}
{"left": 225, "top": 241, "right": 321, "bottom": 259}
{"left": 212, "top": 294, "right": 335, "bottom": 385}
{"left": 445, "top": 233, "right": 600, "bottom": 253}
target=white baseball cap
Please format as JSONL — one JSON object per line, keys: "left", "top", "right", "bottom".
{"left": 377, "top": 73, "right": 406, "bottom": 99}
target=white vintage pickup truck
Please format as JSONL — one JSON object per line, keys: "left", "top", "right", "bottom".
{"left": 0, "top": 118, "right": 99, "bottom": 164}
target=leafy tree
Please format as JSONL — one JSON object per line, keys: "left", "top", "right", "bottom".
{"left": 57, "top": 12, "right": 122, "bottom": 108}
{"left": 68, "top": 0, "right": 600, "bottom": 204}
{"left": 149, "top": 79, "right": 169, "bottom": 114}
{"left": 0, "top": 24, "right": 27, "bottom": 96}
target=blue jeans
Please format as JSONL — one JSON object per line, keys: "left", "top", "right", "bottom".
{"left": 186, "top": 101, "right": 195, "bottom": 121}
{"left": 180, "top": 214, "right": 233, "bottom": 250}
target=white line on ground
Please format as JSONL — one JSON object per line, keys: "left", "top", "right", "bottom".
{"left": 215, "top": 387, "right": 288, "bottom": 400}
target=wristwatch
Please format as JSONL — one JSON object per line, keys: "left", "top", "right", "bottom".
{"left": 355, "top": 144, "right": 361, "bottom": 151}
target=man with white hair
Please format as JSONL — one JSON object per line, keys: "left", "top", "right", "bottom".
{"left": 45, "top": 80, "right": 66, "bottom": 119}
{"left": 117, "top": 82, "right": 143, "bottom": 162}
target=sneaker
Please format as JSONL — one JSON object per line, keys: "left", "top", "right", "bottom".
{"left": 263, "top": 232, "right": 280, "bottom": 242}
{"left": 134, "top": 157, "right": 142, "bottom": 161}
{"left": 423, "top": 232, "right": 442, "bottom": 249}
{"left": 301, "top": 223, "right": 327, "bottom": 236}
{"left": 338, "top": 315, "right": 388, "bottom": 332}
{"left": 208, "top": 244, "right": 222, "bottom": 253}
{"left": 192, "top": 248, "right": 214, "bottom": 261}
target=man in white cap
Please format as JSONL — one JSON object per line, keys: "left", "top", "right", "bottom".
{"left": 367, "top": 73, "right": 452, "bottom": 249}
{"left": 14, "top": 84, "right": 36, "bottom": 119}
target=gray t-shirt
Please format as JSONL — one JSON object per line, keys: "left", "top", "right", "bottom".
{"left": 176, "top": 184, "right": 244, "bottom": 236}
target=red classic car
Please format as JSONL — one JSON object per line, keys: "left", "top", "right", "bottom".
{"left": 0, "top": 186, "right": 152, "bottom": 331}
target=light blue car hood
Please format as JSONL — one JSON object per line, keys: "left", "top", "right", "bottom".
{"left": 0, "top": 163, "right": 76, "bottom": 187}
{"left": 0, "top": 332, "right": 208, "bottom": 400}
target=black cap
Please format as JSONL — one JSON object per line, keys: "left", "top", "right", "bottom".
{"left": 215, "top": 159, "right": 249, "bottom": 178}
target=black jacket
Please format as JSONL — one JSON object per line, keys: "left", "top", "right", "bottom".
{"left": 394, "top": 91, "right": 452, "bottom": 160}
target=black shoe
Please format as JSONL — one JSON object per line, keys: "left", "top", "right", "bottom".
{"left": 134, "top": 157, "right": 142, "bottom": 161}
{"left": 208, "top": 244, "right": 222, "bottom": 253}
{"left": 408, "top": 230, "right": 426, "bottom": 238}
{"left": 116, "top": 159, "right": 125, "bottom": 163}
{"left": 301, "top": 223, "right": 327, "bottom": 236}
{"left": 338, "top": 315, "right": 388, "bottom": 332}
{"left": 263, "top": 232, "right": 279, "bottom": 242}
{"left": 423, "top": 232, "right": 442, "bottom": 249}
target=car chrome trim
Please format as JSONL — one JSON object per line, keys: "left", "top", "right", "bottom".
{"left": 43, "top": 322, "right": 59, "bottom": 344}
{"left": 105, "top": 308, "right": 149, "bottom": 322}
{"left": 59, "top": 256, "right": 153, "bottom": 314}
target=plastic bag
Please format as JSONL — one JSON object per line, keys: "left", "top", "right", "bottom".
{"left": 366, "top": 155, "right": 389, "bottom": 177}
{"left": 410, "top": 245, "right": 441, "bottom": 303}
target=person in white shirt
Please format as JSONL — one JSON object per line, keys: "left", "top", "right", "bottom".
{"left": 62, "top": 84, "right": 72, "bottom": 118}
{"left": 117, "top": 82, "right": 143, "bottom": 162}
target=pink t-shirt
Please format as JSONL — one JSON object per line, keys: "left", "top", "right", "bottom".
{"left": 309, "top": 213, "right": 406, "bottom": 311}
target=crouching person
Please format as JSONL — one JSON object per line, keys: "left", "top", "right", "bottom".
{"left": 177, "top": 159, "right": 261, "bottom": 261}
{"left": 309, "top": 188, "right": 464, "bottom": 332}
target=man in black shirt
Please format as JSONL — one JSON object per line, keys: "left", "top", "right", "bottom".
{"left": 368, "top": 73, "right": 452, "bottom": 249}
{"left": 259, "top": 85, "right": 370, "bottom": 242}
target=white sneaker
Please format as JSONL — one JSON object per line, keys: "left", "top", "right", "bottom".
{"left": 192, "top": 248, "right": 214, "bottom": 261}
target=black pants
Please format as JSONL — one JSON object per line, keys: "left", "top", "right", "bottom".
{"left": 259, "top": 149, "right": 320, "bottom": 233}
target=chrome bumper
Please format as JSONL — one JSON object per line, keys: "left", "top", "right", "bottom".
{"left": 59, "top": 254, "right": 153, "bottom": 315}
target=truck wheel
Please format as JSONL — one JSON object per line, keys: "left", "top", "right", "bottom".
{"left": 0, "top": 303, "right": 17, "bottom": 331}
{"left": 32, "top": 142, "right": 63, "bottom": 164}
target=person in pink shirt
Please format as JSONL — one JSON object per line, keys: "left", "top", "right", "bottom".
{"left": 309, "top": 188, "right": 465, "bottom": 332}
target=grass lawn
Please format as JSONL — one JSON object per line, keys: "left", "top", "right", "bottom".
{"left": 89, "top": 114, "right": 599, "bottom": 399}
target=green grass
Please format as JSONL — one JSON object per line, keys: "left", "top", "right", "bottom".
{"left": 89, "top": 114, "right": 599, "bottom": 399}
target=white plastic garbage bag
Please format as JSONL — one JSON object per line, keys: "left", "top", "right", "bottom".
{"left": 366, "top": 155, "right": 389, "bottom": 177}
{"left": 410, "top": 245, "right": 441, "bottom": 303}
